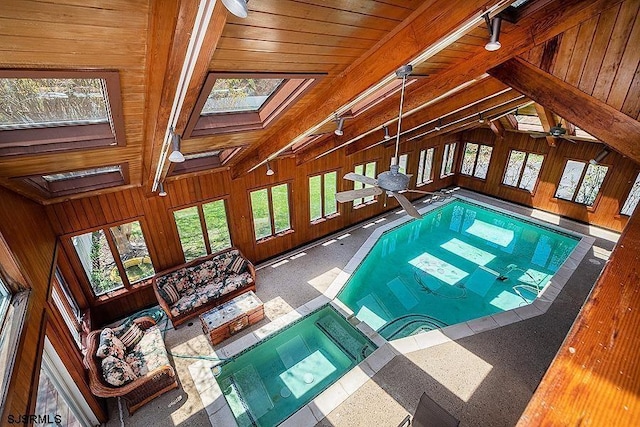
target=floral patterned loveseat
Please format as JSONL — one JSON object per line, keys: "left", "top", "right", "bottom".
{"left": 152, "top": 247, "right": 256, "bottom": 328}
{"left": 84, "top": 316, "right": 178, "bottom": 414}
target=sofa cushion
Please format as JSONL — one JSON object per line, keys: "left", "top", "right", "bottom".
{"left": 125, "top": 326, "right": 170, "bottom": 377}
{"left": 157, "top": 281, "right": 180, "bottom": 305}
{"left": 102, "top": 355, "right": 137, "bottom": 386}
{"left": 157, "top": 269, "right": 191, "bottom": 294}
{"left": 96, "top": 328, "right": 126, "bottom": 359}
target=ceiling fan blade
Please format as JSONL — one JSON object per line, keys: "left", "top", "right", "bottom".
{"left": 343, "top": 172, "right": 378, "bottom": 186}
{"left": 529, "top": 133, "right": 548, "bottom": 139}
{"left": 391, "top": 192, "right": 422, "bottom": 219}
{"left": 404, "top": 189, "right": 441, "bottom": 196}
{"left": 335, "top": 187, "right": 383, "bottom": 203}
{"left": 559, "top": 135, "right": 577, "bottom": 143}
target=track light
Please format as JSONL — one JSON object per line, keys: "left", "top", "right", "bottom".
{"left": 158, "top": 182, "right": 167, "bottom": 197}
{"left": 484, "top": 14, "right": 502, "bottom": 51}
{"left": 434, "top": 118, "right": 443, "bottom": 131}
{"left": 334, "top": 115, "right": 345, "bottom": 136}
{"left": 478, "top": 113, "right": 485, "bottom": 123}
{"left": 221, "top": 0, "right": 248, "bottom": 18}
{"left": 168, "top": 131, "right": 185, "bottom": 163}
{"left": 266, "top": 160, "right": 275, "bottom": 176}
{"left": 589, "top": 149, "right": 610, "bottom": 165}
{"left": 383, "top": 125, "right": 392, "bottom": 140}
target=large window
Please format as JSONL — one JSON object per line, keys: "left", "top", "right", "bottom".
{"left": 72, "top": 220, "right": 154, "bottom": 297}
{"left": 460, "top": 142, "right": 493, "bottom": 179}
{"left": 621, "top": 172, "right": 640, "bottom": 216}
{"left": 417, "top": 148, "right": 435, "bottom": 185}
{"left": 173, "top": 199, "right": 232, "bottom": 261}
{"left": 0, "top": 70, "right": 125, "bottom": 156}
{"left": 250, "top": 184, "right": 292, "bottom": 241}
{"left": 353, "top": 162, "right": 377, "bottom": 206}
{"left": 555, "top": 160, "right": 609, "bottom": 206}
{"left": 441, "top": 142, "right": 457, "bottom": 178}
{"left": 502, "top": 150, "right": 545, "bottom": 193}
{"left": 309, "top": 171, "right": 338, "bottom": 222}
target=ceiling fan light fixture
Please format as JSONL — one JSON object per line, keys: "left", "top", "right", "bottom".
{"left": 158, "top": 182, "right": 167, "bottom": 197}
{"left": 168, "top": 132, "right": 185, "bottom": 163}
{"left": 383, "top": 125, "right": 392, "bottom": 140}
{"left": 484, "top": 15, "right": 502, "bottom": 51}
{"left": 265, "top": 160, "right": 275, "bottom": 176}
{"left": 589, "top": 149, "right": 610, "bottom": 165}
{"left": 221, "top": 0, "right": 248, "bottom": 18}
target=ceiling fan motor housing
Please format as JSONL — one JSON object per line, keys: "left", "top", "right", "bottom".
{"left": 377, "top": 164, "right": 410, "bottom": 192}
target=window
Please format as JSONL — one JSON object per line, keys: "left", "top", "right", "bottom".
{"left": 184, "top": 73, "right": 320, "bottom": 137}
{"left": 0, "top": 279, "right": 9, "bottom": 325}
{"left": 71, "top": 220, "right": 154, "bottom": 297}
{"left": 309, "top": 171, "right": 338, "bottom": 222}
{"left": 502, "top": 150, "right": 545, "bottom": 192}
{"left": 51, "top": 268, "right": 83, "bottom": 349}
{"left": 22, "top": 164, "right": 128, "bottom": 198}
{"left": 417, "top": 148, "right": 435, "bottom": 185}
{"left": 173, "top": 199, "right": 232, "bottom": 261}
{"left": 0, "top": 70, "right": 125, "bottom": 156}
{"left": 460, "top": 143, "right": 493, "bottom": 179}
{"left": 250, "top": 184, "right": 292, "bottom": 241}
{"left": 441, "top": 142, "right": 457, "bottom": 177}
{"left": 621, "top": 172, "right": 640, "bottom": 216}
{"left": 555, "top": 160, "right": 609, "bottom": 206}
{"left": 398, "top": 154, "right": 408, "bottom": 174}
{"left": 353, "top": 162, "right": 377, "bottom": 206}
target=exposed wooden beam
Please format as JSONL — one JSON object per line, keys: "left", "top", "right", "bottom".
{"left": 230, "top": 0, "right": 514, "bottom": 177}
{"left": 489, "top": 119, "right": 505, "bottom": 140}
{"left": 534, "top": 102, "right": 558, "bottom": 147}
{"left": 504, "top": 114, "right": 519, "bottom": 130}
{"left": 489, "top": 58, "right": 640, "bottom": 163}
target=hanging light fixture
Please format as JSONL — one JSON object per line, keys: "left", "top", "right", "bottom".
{"left": 158, "top": 182, "right": 168, "bottom": 197}
{"left": 484, "top": 14, "right": 502, "bottom": 51}
{"left": 589, "top": 149, "right": 610, "bottom": 165}
{"left": 221, "top": 0, "right": 248, "bottom": 18}
{"left": 478, "top": 112, "right": 485, "bottom": 123}
{"left": 434, "top": 118, "right": 443, "bottom": 131}
{"left": 334, "top": 114, "right": 345, "bottom": 136}
{"left": 168, "top": 130, "right": 185, "bottom": 163}
{"left": 265, "top": 160, "right": 275, "bottom": 176}
{"left": 383, "top": 125, "right": 392, "bottom": 140}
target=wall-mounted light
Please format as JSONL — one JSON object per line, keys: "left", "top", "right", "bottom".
{"left": 478, "top": 112, "right": 485, "bottom": 123}
{"left": 334, "top": 114, "right": 345, "bottom": 136}
{"left": 589, "top": 149, "right": 610, "bottom": 165}
{"left": 383, "top": 125, "right": 392, "bottom": 140}
{"left": 484, "top": 14, "right": 502, "bottom": 51}
{"left": 158, "top": 182, "right": 167, "bottom": 197}
{"left": 168, "top": 130, "right": 185, "bottom": 163}
{"left": 434, "top": 118, "right": 443, "bottom": 131}
{"left": 221, "top": 0, "right": 248, "bottom": 18}
{"left": 266, "top": 160, "right": 275, "bottom": 176}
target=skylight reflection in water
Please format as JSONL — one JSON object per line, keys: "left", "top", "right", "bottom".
{"left": 338, "top": 200, "right": 579, "bottom": 340}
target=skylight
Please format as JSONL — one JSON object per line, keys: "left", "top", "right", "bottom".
{"left": 202, "top": 78, "right": 284, "bottom": 114}
{"left": 42, "top": 165, "right": 121, "bottom": 182}
{"left": 183, "top": 150, "right": 221, "bottom": 160}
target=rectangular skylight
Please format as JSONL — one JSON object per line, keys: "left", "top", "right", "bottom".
{"left": 202, "top": 78, "right": 284, "bottom": 114}
{"left": 42, "top": 165, "right": 121, "bottom": 182}
{"left": 183, "top": 150, "right": 221, "bottom": 160}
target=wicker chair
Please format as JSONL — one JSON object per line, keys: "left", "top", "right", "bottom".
{"left": 84, "top": 316, "right": 178, "bottom": 414}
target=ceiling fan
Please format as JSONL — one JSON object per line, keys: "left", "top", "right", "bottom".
{"left": 334, "top": 65, "right": 431, "bottom": 219}
{"left": 530, "top": 123, "right": 575, "bottom": 142}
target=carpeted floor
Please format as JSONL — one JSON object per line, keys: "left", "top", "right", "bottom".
{"left": 103, "top": 190, "right": 618, "bottom": 427}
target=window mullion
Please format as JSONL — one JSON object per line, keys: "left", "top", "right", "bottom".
{"left": 198, "top": 205, "right": 212, "bottom": 255}
{"left": 267, "top": 188, "right": 276, "bottom": 236}
{"left": 573, "top": 168, "right": 589, "bottom": 202}
{"left": 516, "top": 153, "right": 529, "bottom": 187}
{"left": 105, "top": 229, "right": 130, "bottom": 289}
{"left": 320, "top": 174, "right": 326, "bottom": 217}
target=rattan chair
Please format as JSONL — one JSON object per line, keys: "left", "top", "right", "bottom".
{"left": 84, "top": 316, "right": 178, "bottom": 414}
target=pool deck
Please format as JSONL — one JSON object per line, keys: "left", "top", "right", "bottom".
{"left": 105, "top": 190, "right": 619, "bottom": 427}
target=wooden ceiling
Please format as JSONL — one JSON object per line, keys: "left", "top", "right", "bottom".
{"left": 0, "top": 0, "right": 638, "bottom": 203}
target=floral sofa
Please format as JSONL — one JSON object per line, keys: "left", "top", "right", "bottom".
{"left": 152, "top": 247, "right": 256, "bottom": 328}
{"left": 84, "top": 316, "right": 178, "bottom": 414}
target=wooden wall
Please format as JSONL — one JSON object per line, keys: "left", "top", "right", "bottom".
{"left": 456, "top": 127, "right": 638, "bottom": 231}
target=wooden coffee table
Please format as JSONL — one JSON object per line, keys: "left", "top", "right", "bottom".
{"left": 200, "top": 291, "right": 264, "bottom": 346}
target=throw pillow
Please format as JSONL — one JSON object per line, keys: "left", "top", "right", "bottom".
{"left": 118, "top": 322, "right": 145, "bottom": 349}
{"left": 96, "top": 328, "right": 126, "bottom": 359}
{"left": 101, "top": 355, "right": 137, "bottom": 386}
{"left": 158, "top": 281, "right": 180, "bottom": 305}
{"left": 227, "top": 254, "right": 247, "bottom": 274}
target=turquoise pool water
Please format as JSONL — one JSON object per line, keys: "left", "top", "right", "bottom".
{"left": 215, "top": 306, "right": 376, "bottom": 427}
{"left": 338, "top": 199, "right": 579, "bottom": 340}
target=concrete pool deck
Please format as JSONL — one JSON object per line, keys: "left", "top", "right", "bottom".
{"left": 105, "top": 190, "right": 619, "bottom": 427}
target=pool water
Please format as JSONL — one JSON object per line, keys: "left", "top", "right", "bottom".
{"left": 338, "top": 199, "right": 579, "bottom": 340}
{"left": 215, "top": 306, "right": 376, "bottom": 427}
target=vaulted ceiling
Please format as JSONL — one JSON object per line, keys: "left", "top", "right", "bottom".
{"left": 0, "top": 0, "right": 638, "bottom": 204}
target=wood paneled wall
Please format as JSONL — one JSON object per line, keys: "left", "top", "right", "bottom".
{"left": 456, "top": 127, "right": 637, "bottom": 231}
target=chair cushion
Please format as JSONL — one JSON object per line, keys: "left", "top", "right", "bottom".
{"left": 96, "top": 328, "right": 126, "bottom": 359}
{"left": 124, "top": 326, "right": 170, "bottom": 377}
{"left": 101, "top": 355, "right": 137, "bottom": 386}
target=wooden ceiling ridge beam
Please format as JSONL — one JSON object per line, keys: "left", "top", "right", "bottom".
{"left": 533, "top": 102, "right": 558, "bottom": 147}
{"left": 142, "top": 0, "right": 228, "bottom": 194}
{"left": 230, "top": 0, "right": 515, "bottom": 178}
{"left": 488, "top": 57, "right": 640, "bottom": 164}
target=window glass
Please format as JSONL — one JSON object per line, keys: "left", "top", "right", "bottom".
{"left": 441, "top": 143, "right": 456, "bottom": 177}
{"left": 173, "top": 207, "right": 207, "bottom": 261}
{"left": 272, "top": 184, "right": 291, "bottom": 233}
{"left": 398, "top": 154, "right": 408, "bottom": 174}
{"left": 575, "top": 164, "right": 608, "bottom": 206}
{"left": 503, "top": 150, "right": 526, "bottom": 187}
{"left": 461, "top": 143, "right": 478, "bottom": 175}
{"left": 0, "top": 278, "right": 9, "bottom": 326}
{"left": 417, "top": 148, "right": 434, "bottom": 185}
{"left": 35, "top": 366, "right": 83, "bottom": 427}
{"left": 109, "top": 221, "right": 154, "bottom": 285}
{"left": 309, "top": 175, "right": 322, "bottom": 222}
{"left": 52, "top": 268, "right": 82, "bottom": 348}
{"left": 43, "top": 166, "right": 121, "bottom": 182}
{"left": 364, "top": 162, "right": 377, "bottom": 203}
{"left": 621, "top": 172, "right": 640, "bottom": 216}
{"left": 250, "top": 189, "right": 272, "bottom": 240}
{"left": 72, "top": 230, "right": 123, "bottom": 296}
{"left": 202, "top": 200, "right": 232, "bottom": 252}
{"left": 555, "top": 160, "right": 586, "bottom": 201}
{"left": 520, "top": 153, "right": 544, "bottom": 191}
{"left": 474, "top": 145, "right": 493, "bottom": 179}
{"left": 203, "top": 78, "right": 283, "bottom": 114}
{"left": 324, "top": 171, "right": 337, "bottom": 216}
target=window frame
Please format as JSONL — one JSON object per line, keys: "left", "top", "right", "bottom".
{"left": 309, "top": 169, "right": 340, "bottom": 224}
{"left": 183, "top": 72, "right": 322, "bottom": 138}
{"left": 353, "top": 161, "right": 378, "bottom": 208}
{"left": 416, "top": 147, "right": 435, "bottom": 186}
{"left": 620, "top": 171, "right": 640, "bottom": 217}
{"left": 249, "top": 182, "right": 294, "bottom": 242}
{"left": 50, "top": 267, "right": 83, "bottom": 350}
{"left": 67, "top": 218, "right": 156, "bottom": 301}
{"left": 501, "top": 149, "right": 545, "bottom": 194}
{"left": 459, "top": 142, "right": 493, "bottom": 180}
{"left": 168, "top": 147, "right": 242, "bottom": 177}
{"left": 440, "top": 142, "right": 457, "bottom": 178}
{"left": 554, "top": 158, "right": 610, "bottom": 208}
{"left": 171, "top": 197, "right": 233, "bottom": 262}
{"left": 0, "top": 69, "right": 126, "bottom": 156}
